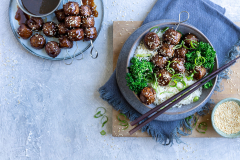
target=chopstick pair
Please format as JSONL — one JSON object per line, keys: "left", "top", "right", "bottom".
{"left": 129, "top": 56, "right": 240, "bottom": 135}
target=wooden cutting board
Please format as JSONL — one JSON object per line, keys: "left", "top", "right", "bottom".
{"left": 112, "top": 21, "right": 240, "bottom": 138}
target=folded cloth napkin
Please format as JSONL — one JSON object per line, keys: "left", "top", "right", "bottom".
{"left": 99, "top": 0, "right": 240, "bottom": 145}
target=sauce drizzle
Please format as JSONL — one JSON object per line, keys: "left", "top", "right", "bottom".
{"left": 15, "top": 6, "right": 30, "bottom": 25}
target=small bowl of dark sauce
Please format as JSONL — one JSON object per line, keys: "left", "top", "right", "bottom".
{"left": 17, "top": 0, "right": 62, "bottom": 17}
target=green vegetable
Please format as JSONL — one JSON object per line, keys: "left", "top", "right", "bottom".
{"left": 185, "top": 41, "right": 216, "bottom": 71}
{"left": 185, "top": 115, "right": 198, "bottom": 130}
{"left": 161, "top": 27, "right": 169, "bottom": 33}
{"left": 203, "top": 81, "right": 213, "bottom": 89}
{"left": 135, "top": 54, "right": 151, "bottom": 57}
{"left": 117, "top": 113, "right": 129, "bottom": 130}
{"left": 196, "top": 122, "right": 208, "bottom": 134}
{"left": 186, "top": 70, "right": 197, "bottom": 81}
{"left": 126, "top": 57, "right": 155, "bottom": 94}
{"left": 193, "top": 96, "right": 199, "bottom": 102}
{"left": 150, "top": 26, "right": 160, "bottom": 33}
{"left": 101, "top": 116, "right": 108, "bottom": 127}
{"left": 169, "top": 73, "right": 186, "bottom": 91}
{"left": 100, "top": 130, "right": 106, "bottom": 135}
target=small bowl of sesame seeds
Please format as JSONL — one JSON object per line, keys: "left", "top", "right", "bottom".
{"left": 211, "top": 98, "right": 240, "bottom": 138}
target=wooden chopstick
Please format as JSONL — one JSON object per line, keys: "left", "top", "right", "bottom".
{"left": 129, "top": 56, "right": 240, "bottom": 135}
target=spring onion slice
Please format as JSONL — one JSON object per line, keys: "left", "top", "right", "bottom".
{"left": 94, "top": 107, "right": 106, "bottom": 118}
{"left": 196, "top": 122, "right": 208, "bottom": 134}
{"left": 100, "top": 130, "right": 106, "bottom": 135}
{"left": 101, "top": 116, "right": 108, "bottom": 127}
{"left": 117, "top": 113, "right": 129, "bottom": 130}
{"left": 160, "top": 91, "right": 174, "bottom": 95}
{"left": 161, "top": 27, "right": 169, "bottom": 33}
{"left": 150, "top": 26, "right": 160, "bottom": 32}
{"left": 135, "top": 54, "right": 152, "bottom": 57}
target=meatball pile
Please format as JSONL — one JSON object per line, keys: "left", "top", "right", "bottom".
{"left": 17, "top": 1, "right": 98, "bottom": 58}
{"left": 139, "top": 28, "right": 207, "bottom": 105}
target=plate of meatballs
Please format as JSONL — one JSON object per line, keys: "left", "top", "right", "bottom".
{"left": 9, "top": 0, "right": 103, "bottom": 60}
{"left": 116, "top": 19, "right": 218, "bottom": 121}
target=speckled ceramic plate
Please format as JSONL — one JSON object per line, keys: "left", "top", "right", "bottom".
{"left": 116, "top": 19, "right": 218, "bottom": 121}
{"left": 8, "top": 0, "right": 104, "bottom": 60}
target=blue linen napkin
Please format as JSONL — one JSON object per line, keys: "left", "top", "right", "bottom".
{"left": 99, "top": 0, "right": 240, "bottom": 145}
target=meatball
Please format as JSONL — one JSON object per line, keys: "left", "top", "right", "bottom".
{"left": 65, "top": 16, "right": 81, "bottom": 28}
{"left": 163, "top": 29, "right": 182, "bottom": 45}
{"left": 59, "top": 36, "right": 73, "bottom": 48}
{"left": 43, "top": 22, "right": 57, "bottom": 37}
{"left": 156, "top": 69, "right": 172, "bottom": 86}
{"left": 84, "top": 27, "right": 97, "bottom": 41}
{"left": 45, "top": 41, "right": 61, "bottom": 58}
{"left": 57, "top": 23, "right": 69, "bottom": 35}
{"left": 63, "top": 2, "right": 79, "bottom": 16}
{"left": 143, "top": 32, "right": 160, "bottom": 50}
{"left": 27, "top": 17, "right": 44, "bottom": 31}
{"left": 81, "top": 17, "right": 95, "bottom": 28}
{"left": 151, "top": 55, "right": 168, "bottom": 69}
{"left": 158, "top": 43, "right": 175, "bottom": 58}
{"left": 171, "top": 58, "right": 185, "bottom": 73}
{"left": 79, "top": 5, "right": 92, "bottom": 17}
{"left": 30, "top": 34, "right": 46, "bottom": 49}
{"left": 193, "top": 66, "right": 207, "bottom": 80}
{"left": 68, "top": 28, "right": 84, "bottom": 41}
{"left": 55, "top": 9, "right": 66, "bottom": 22}
{"left": 184, "top": 33, "right": 198, "bottom": 48}
{"left": 17, "top": 24, "right": 32, "bottom": 39}
{"left": 175, "top": 47, "right": 188, "bottom": 59}
{"left": 139, "top": 87, "right": 156, "bottom": 105}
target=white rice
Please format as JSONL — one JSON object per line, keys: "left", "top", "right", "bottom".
{"left": 134, "top": 29, "right": 202, "bottom": 108}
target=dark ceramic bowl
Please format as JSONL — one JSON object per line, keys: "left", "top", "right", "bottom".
{"left": 116, "top": 19, "right": 218, "bottom": 121}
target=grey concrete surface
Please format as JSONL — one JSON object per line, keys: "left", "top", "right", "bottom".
{"left": 1, "top": 0, "right": 240, "bottom": 160}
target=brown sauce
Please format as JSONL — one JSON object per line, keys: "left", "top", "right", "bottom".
{"left": 82, "top": 0, "right": 98, "bottom": 17}
{"left": 15, "top": 6, "right": 30, "bottom": 25}
{"left": 21, "top": 0, "right": 60, "bottom": 16}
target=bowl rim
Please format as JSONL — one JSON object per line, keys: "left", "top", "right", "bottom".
{"left": 126, "top": 22, "right": 218, "bottom": 115}
{"left": 211, "top": 97, "right": 240, "bottom": 138}
{"left": 16, "top": 0, "right": 62, "bottom": 17}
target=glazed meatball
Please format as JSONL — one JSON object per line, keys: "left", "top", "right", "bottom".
{"left": 68, "top": 28, "right": 84, "bottom": 41}
{"left": 156, "top": 69, "right": 172, "bottom": 86}
{"left": 158, "top": 43, "right": 175, "bottom": 58}
{"left": 193, "top": 66, "right": 207, "bottom": 80}
{"left": 171, "top": 58, "right": 185, "bottom": 73}
{"left": 43, "top": 22, "right": 57, "bottom": 37}
{"left": 17, "top": 24, "right": 32, "bottom": 39}
{"left": 30, "top": 34, "right": 46, "bottom": 49}
{"left": 84, "top": 27, "right": 97, "bottom": 41}
{"left": 57, "top": 23, "right": 69, "bottom": 35}
{"left": 65, "top": 16, "right": 81, "bottom": 28}
{"left": 63, "top": 2, "right": 80, "bottom": 16}
{"left": 59, "top": 36, "right": 73, "bottom": 48}
{"left": 79, "top": 5, "right": 92, "bottom": 17}
{"left": 151, "top": 55, "right": 168, "bottom": 69}
{"left": 55, "top": 9, "right": 66, "bottom": 22}
{"left": 27, "top": 17, "right": 44, "bottom": 31}
{"left": 81, "top": 17, "right": 95, "bottom": 28}
{"left": 45, "top": 41, "right": 61, "bottom": 58}
{"left": 163, "top": 29, "right": 182, "bottom": 45}
{"left": 184, "top": 33, "right": 198, "bottom": 48}
{"left": 175, "top": 47, "right": 188, "bottom": 59}
{"left": 139, "top": 87, "right": 156, "bottom": 105}
{"left": 143, "top": 32, "right": 160, "bottom": 50}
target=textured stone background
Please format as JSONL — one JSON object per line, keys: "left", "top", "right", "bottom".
{"left": 1, "top": 0, "right": 240, "bottom": 159}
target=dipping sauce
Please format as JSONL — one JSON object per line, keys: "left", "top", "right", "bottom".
{"left": 214, "top": 101, "right": 240, "bottom": 134}
{"left": 82, "top": 0, "right": 98, "bottom": 17}
{"left": 15, "top": 6, "right": 30, "bottom": 25}
{"left": 21, "top": 0, "right": 60, "bottom": 16}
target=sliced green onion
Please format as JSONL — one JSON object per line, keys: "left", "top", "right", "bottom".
{"left": 169, "top": 79, "right": 178, "bottom": 87}
{"left": 176, "top": 80, "right": 186, "bottom": 91}
{"left": 117, "top": 113, "right": 129, "bottom": 130}
{"left": 160, "top": 91, "right": 174, "bottom": 95}
{"left": 161, "top": 27, "right": 169, "bottom": 33}
{"left": 193, "top": 96, "right": 199, "bottom": 102}
{"left": 101, "top": 116, "right": 108, "bottom": 127}
{"left": 196, "top": 122, "right": 208, "bottom": 134}
{"left": 150, "top": 26, "right": 160, "bottom": 33}
{"left": 135, "top": 54, "right": 151, "bottom": 57}
{"left": 100, "top": 130, "right": 106, "bottom": 135}
{"left": 94, "top": 111, "right": 103, "bottom": 118}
